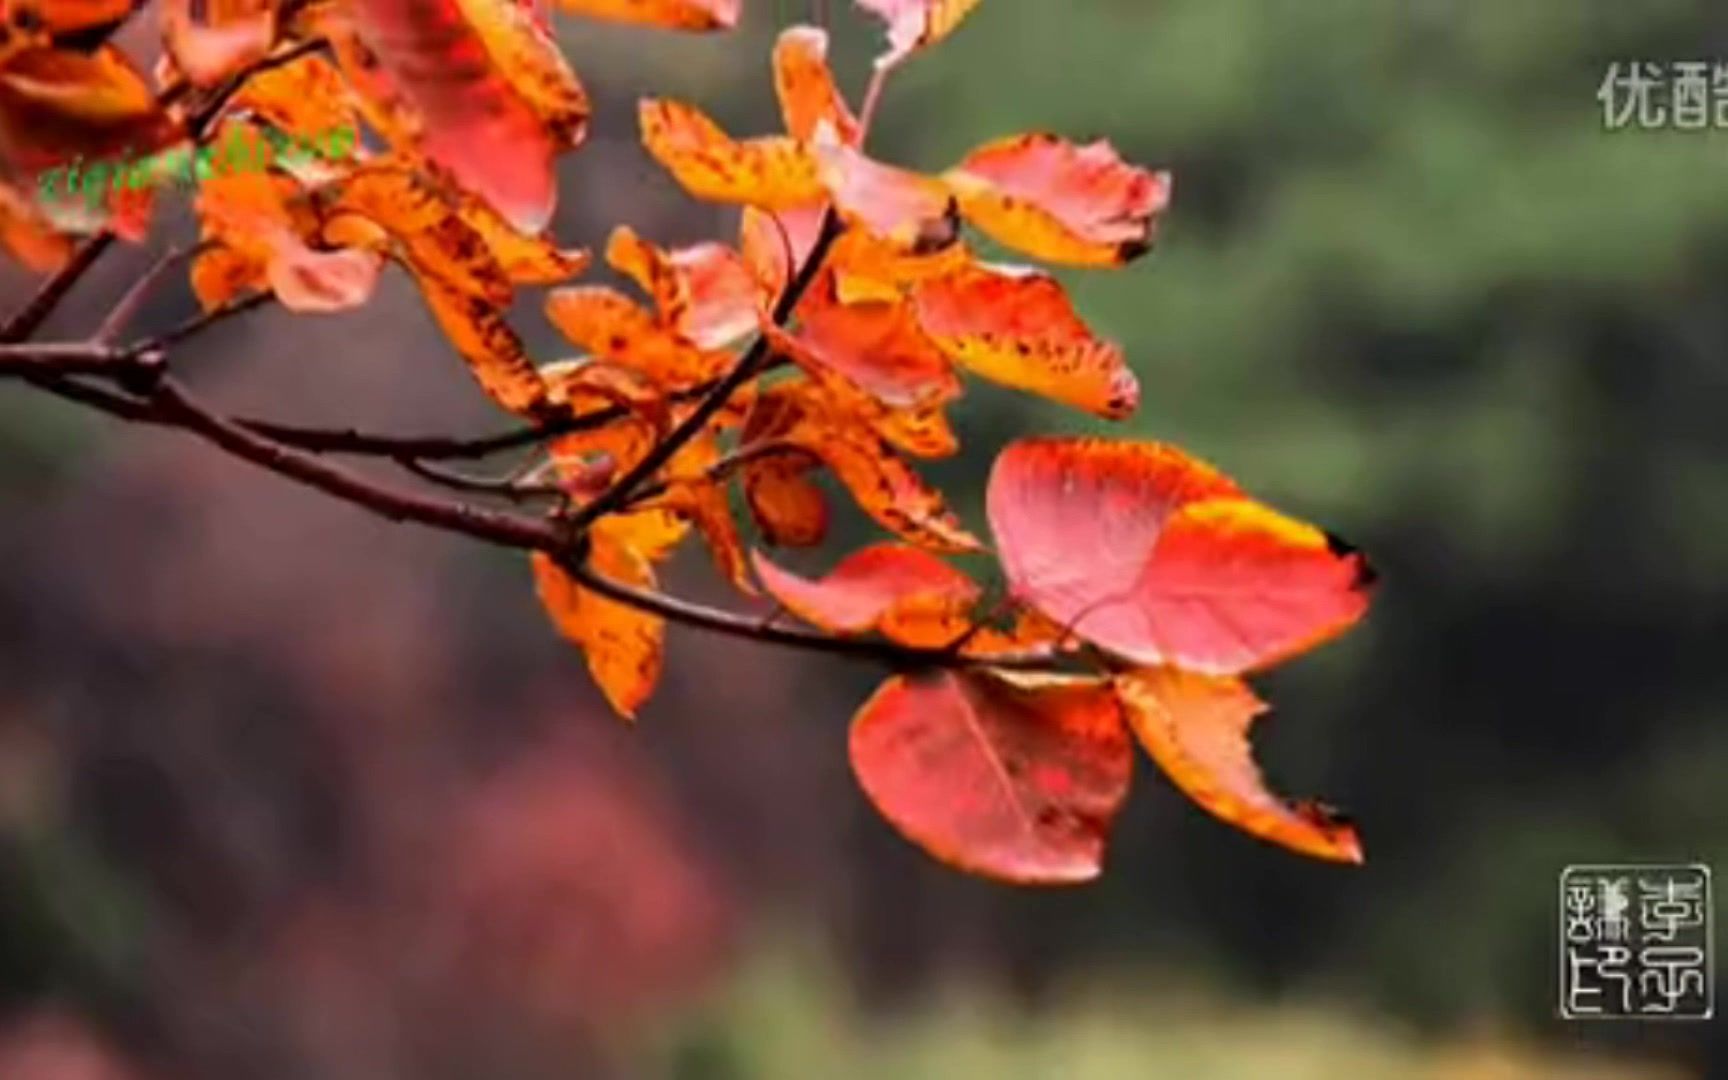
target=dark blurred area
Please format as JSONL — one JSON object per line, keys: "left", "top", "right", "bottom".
{"left": 3, "top": 1, "right": 1728, "bottom": 1077}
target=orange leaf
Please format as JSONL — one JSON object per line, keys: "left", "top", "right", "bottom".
{"left": 987, "top": 438, "right": 1374, "bottom": 674}
{"left": 0, "top": 181, "right": 71, "bottom": 272}
{"left": 553, "top": 0, "right": 740, "bottom": 30}
{"left": 639, "top": 98, "right": 823, "bottom": 209}
{"left": 350, "top": 0, "right": 559, "bottom": 230}
{"left": 545, "top": 285, "right": 730, "bottom": 388}
{"left": 743, "top": 451, "right": 828, "bottom": 547}
{"left": 828, "top": 229, "right": 971, "bottom": 305}
{"left": 773, "top": 26, "right": 859, "bottom": 145}
{"left": 5, "top": 0, "right": 132, "bottom": 34}
{"left": 752, "top": 543, "right": 979, "bottom": 646}
{"left": 459, "top": 191, "right": 592, "bottom": 286}
{"left": 0, "top": 46, "right": 173, "bottom": 170}
{"left": 854, "top": 0, "right": 982, "bottom": 65}
{"left": 454, "top": 0, "right": 590, "bottom": 145}
{"left": 232, "top": 53, "right": 359, "bottom": 144}
{"left": 947, "top": 134, "right": 1171, "bottom": 267}
{"left": 190, "top": 245, "right": 263, "bottom": 309}
{"left": 195, "top": 168, "right": 382, "bottom": 313}
{"left": 532, "top": 527, "right": 665, "bottom": 720}
{"left": 163, "top": 0, "right": 275, "bottom": 89}
{"left": 850, "top": 670, "right": 1132, "bottom": 885}
{"left": 1116, "top": 667, "right": 1362, "bottom": 864}
{"left": 913, "top": 263, "right": 1137, "bottom": 418}
{"left": 817, "top": 135, "right": 957, "bottom": 253}
{"left": 418, "top": 272, "right": 548, "bottom": 413}
{"left": 650, "top": 432, "right": 754, "bottom": 592}
{"left": 335, "top": 162, "right": 513, "bottom": 304}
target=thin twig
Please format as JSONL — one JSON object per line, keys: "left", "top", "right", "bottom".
{"left": 96, "top": 246, "right": 189, "bottom": 345}
{"left": 400, "top": 458, "right": 565, "bottom": 501}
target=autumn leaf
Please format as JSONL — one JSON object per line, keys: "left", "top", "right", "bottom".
{"left": 418, "top": 272, "right": 548, "bottom": 412}
{"left": 764, "top": 283, "right": 957, "bottom": 411}
{"left": 817, "top": 134, "right": 958, "bottom": 253}
{"left": 773, "top": 26, "right": 860, "bottom": 146}
{"left": 753, "top": 383, "right": 980, "bottom": 552}
{"left": 545, "top": 285, "right": 731, "bottom": 389}
{"left": 0, "top": 45, "right": 173, "bottom": 170}
{"left": 853, "top": 0, "right": 982, "bottom": 66}
{"left": 553, "top": 0, "right": 740, "bottom": 31}
{"left": 913, "top": 262, "right": 1138, "bottom": 418}
{"left": 946, "top": 134, "right": 1172, "bottom": 267}
{"left": 163, "top": 0, "right": 275, "bottom": 89}
{"left": 850, "top": 670, "right": 1132, "bottom": 884}
{"left": 532, "top": 526, "right": 666, "bottom": 720}
{"left": 987, "top": 438, "right": 1374, "bottom": 674}
{"left": 4, "top": 0, "right": 133, "bottom": 35}
{"left": 349, "top": 0, "right": 560, "bottom": 231}
{"left": 454, "top": 0, "right": 590, "bottom": 145}
{"left": 232, "top": 54, "right": 359, "bottom": 146}
{"left": 739, "top": 202, "right": 827, "bottom": 302}
{"left": 195, "top": 168, "right": 383, "bottom": 313}
{"left": 752, "top": 543, "right": 979, "bottom": 646}
{"left": 606, "top": 225, "right": 759, "bottom": 348}
{"left": 1116, "top": 667, "right": 1362, "bottom": 864}
{"left": 639, "top": 98, "right": 823, "bottom": 208}
{"left": 0, "top": 181, "right": 71, "bottom": 272}
{"left": 743, "top": 450, "right": 828, "bottom": 547}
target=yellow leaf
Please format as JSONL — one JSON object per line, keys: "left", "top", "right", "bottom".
{"left": 639, "top": 98, "right": 823, "bottom": 208}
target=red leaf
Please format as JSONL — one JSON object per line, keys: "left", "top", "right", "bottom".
{"left": 850, "top": 670, "right": 1132, "bottom": 884}
{"left": 946, "top": 134, "right": 1171, "bottom": 267}
{"left": 751, "top": 543, "right": 979, "bottom": 644}
{"left": 350, "top": 0, "right": 559, "bottom": 231}
{"left": 1117, "top": 668, "right": 1362, "bottom": 864}
{"left": 817, "top": 135, "right": 957, "bottom": 253}
{"left": 987, "top": 438, "right": 1373, "bottom": 674}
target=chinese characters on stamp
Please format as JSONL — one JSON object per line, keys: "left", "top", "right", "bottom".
{"left": 1560, "top": 864, "right": 1712, "bottom": 1020}
{"left": 1598, "top": 62, "right": 1728, "bottom": 130}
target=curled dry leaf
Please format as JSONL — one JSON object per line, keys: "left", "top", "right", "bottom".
{"left": 743, "top": 451, "right": 828, "bottom": 547}
{"left": 639, "top": 98, "right": 823, "bottom": 209}
{"left": 751, "top": 543, "right": 980, "bottom": 646}
{"left": 987, "top": 438, "right": 1374, "bottom": 674}
{"left": 1116, "top": 667, "right": 1362, "bottom": 864}
{"left": 163, "top": 0, "right": 276, "bottom": 89}
{"left": 913, "top": 262, "right": 1138, "bottom": 419}
{"left": 946, "top": 134, "right": 1172, "bottom": 267}
{"left": 532, "top": 520, "right": 669, "bottom": 720}
{"left": 554, "top": 0, "right": 741, "bottom": 31}
{"left": 853, "top": 0, "right": 982, "bottom": 66}
{"left": 850, "top": 669, "right": 1132, "bottom": 885}
{"left": 773, "top": 26, "right": 860, "bottom": 146}
{"left": 349, "top": 0, "right": 559, "bottom": 231}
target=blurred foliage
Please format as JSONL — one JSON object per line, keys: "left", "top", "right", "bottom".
{"left": 644, "top": 943, "right": 1685, "bottom": 1080}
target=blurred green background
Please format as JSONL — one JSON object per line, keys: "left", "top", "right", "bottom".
{"left": 2, "top": 1, "right": 1726, "bottom": 1077}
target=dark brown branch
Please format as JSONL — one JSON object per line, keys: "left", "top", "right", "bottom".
{"left": 400, "top": 457, "right": 565, "bottom": 501}
{"left": 96, "top": 246, "right": 189, "bottom": 345}
{"left": 146, "top": 377, "right": 564, "bottom": 552}
{"left": 0, "top": 234, "right": 116, "bottom": 344}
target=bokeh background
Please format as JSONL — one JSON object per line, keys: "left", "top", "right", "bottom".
{"left": 3, "top": 1, "right": 1728, "bottom": 1077}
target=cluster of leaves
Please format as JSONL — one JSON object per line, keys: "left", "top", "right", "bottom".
{"left": 0, "top": 0, "right": 1375, "bottom": 884}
